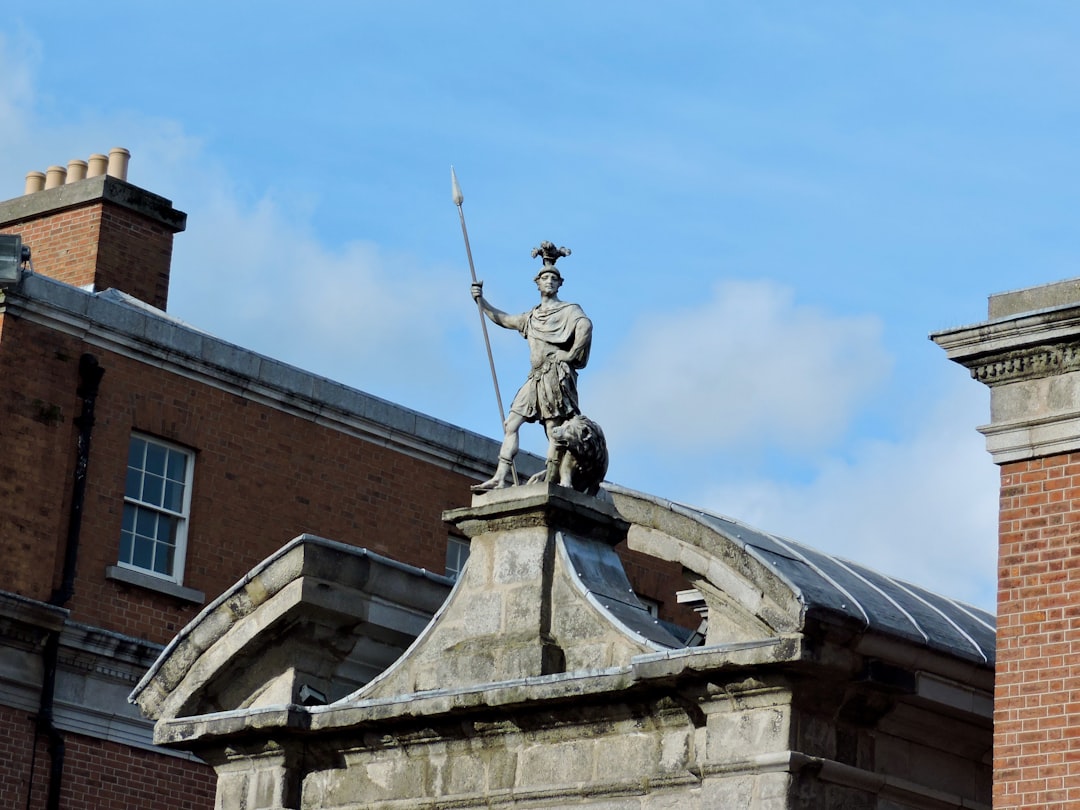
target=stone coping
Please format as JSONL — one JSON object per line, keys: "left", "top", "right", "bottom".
{"left": 0, "top": 175, "right": 187, "bottom": 232}
{"left": 0, "top": 590, "right": 69, "bottom": 634}
{"left": 931, "top": 298, "right": 1080, "bottom": 360}
{"left": 988, "top": 276, "right": 1080, "bottom": 319}
{"left": 153, "top": 634, "right": 806, "bottom": 747}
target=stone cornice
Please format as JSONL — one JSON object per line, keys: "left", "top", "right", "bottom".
{"left": 931, "top": 302, "right": 1080, "bottom": 368}
{"left": 965, "top": 341, "right": 1080, "bottom": 387}
{"left": 932, "top": 288, "right": 1080, "bottom": 463}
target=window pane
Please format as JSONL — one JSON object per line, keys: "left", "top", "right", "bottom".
{"left": 134, "top": 506, "right": 157, "bottom": 539}
{"left": 157, "top": 513, "right": 177, "bottom": 544}
{"left": 141, "top": 473, "right": 164, "bottom": 507}
{"left": 445, "top": 538, "right": 471, "bottom": 580}
{"left": 121, "top": 504, "right": 135, "bottom": 533}
{"left": 163, "top": 480, "right": 184, "bottom": 512}
{"left": 153, "top": 540, "right": 174, "bottom": 576}
{"left": 165, "top": 449, "right": 187, "bottom": 483}
{"left": 128, "top": 437, "right": 146, "bottom": 468}
{"left": 125, "top": 467, "right": 142, "bottom": 499}
{"left": 119, "top": 530, "right": 133, "bottom": 565}
{"left": 132, "top": 535, "right": 153, "bottom": 570}
{"left": 144, "top": 442, "right": 167, "bottom": 476}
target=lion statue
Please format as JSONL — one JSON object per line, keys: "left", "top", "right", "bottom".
{"left": 528, "top": 414, "right": 609, "bottom": 496}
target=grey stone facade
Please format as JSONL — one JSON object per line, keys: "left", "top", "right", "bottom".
{"left": 133, "top": 485, "right": 992, "bottom": 809}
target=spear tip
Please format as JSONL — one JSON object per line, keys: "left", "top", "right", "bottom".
{"left": 450, "top": 165, "right": 464, "bottom": 206}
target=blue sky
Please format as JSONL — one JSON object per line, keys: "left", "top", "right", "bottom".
{"left": 6, "top": 3, "right": 1077, "bottom": 610}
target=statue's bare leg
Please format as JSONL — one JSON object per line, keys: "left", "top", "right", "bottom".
{"left": 526, "top": 418, "right": 563, "bottom": 485}
{"left": 472, "top": 412, "right": 525, "bottom": 491}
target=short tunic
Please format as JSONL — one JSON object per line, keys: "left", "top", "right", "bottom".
{"left": 509, "top": 301, "right": 591, "bottom": 423}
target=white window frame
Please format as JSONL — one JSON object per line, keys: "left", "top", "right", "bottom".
{"left": 119, "top": 433, "right": 194, "bottom": 584}
{"left": 636, "top": 595, "right": 661, "bottom": 618}
{"left": 445, "top": 536, "right": 471, "bottom": 581}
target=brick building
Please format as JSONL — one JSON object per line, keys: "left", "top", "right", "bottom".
{"left": 934, "top": 280, "right": 1080, "bottom": 809}
{"left": 0, "top": 153, "right": 692, "bottom": 810}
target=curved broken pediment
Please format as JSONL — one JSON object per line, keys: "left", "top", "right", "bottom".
{"left": 130, "top": 535, "right": 451, "bottom": 721}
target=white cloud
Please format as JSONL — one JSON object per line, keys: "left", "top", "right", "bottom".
{"left": 589, "top": 279, "right": 890, "bottom": 456}
{"left": 696, "top": 379, "right": 997, "bottom": 610}
{"left": 164, "top": 181, "right": 472, "bottom": 407}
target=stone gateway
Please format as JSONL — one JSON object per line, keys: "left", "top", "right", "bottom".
{"left": 132, "top": 484, "right": 992, "bottom": 809}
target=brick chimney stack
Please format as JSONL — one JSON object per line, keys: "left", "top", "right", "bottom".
{"left": 933, "top": 279, "right": 1080, "bottom": 809}
{"left": 0, "top": 149, "right": 187, "bottom": 310}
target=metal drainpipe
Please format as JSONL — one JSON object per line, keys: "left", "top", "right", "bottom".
{"left": 29, "top": 353, "right": 104, "bottom": 810}
{"left": 53, "top": 354, "right": 104, "bottom": 606}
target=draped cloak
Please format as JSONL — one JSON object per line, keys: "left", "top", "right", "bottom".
{"left": 510, "top": 301, "right": 592, "bottom": 422}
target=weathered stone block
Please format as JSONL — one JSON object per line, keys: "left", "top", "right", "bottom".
{"left": 700, "top": 774, "right": 758, "bottom": 808}
{"left": 595, "top": 730, "right": 659, "bottom": 782}
{"left": 492, "top": 529, "right": 549, "bottom": 583}
{"left": 449, "top": 589, "right": 505, "bottom": 636}
{"left": 504, "top": 584, "right": 545, "bottom": 630}
{"left": 705, "top": 700, "right": 790, "bottom": 763}
{"left": 660, "top": 727, "right": 692, "bottom": 772}
{"left": 313, "top": 749, "right": 429, "bottom": 806}
{"left": 517, "top": 738, "right": 595, "bottom": 788}
{"left": 439, "top": 748, "right": 487, "bottom": 796}
{"left": 643, "top": 792, "right": 704, "bottom": 809}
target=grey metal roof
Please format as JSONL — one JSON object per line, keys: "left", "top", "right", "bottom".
{"left": 559, "top": 532, "right": 687, "bottom": 649}
{"left": 667, "top": 501, "right": 996, "bottom": 667}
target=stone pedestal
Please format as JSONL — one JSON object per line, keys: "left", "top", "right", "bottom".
{"left": 357, "top": 483, "right": 678, "bottom": 699}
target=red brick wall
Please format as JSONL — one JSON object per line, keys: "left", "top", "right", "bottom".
{"left": 60, "top": 734, "right": 215, "bottom": 810}
{"left": 0, "top": 705, "right": 41, "bottom": 810}
{"left": 93, "top": 204, "right": 174, "bottom": 309}
{"left": 996, "top": 453, "right": 1080, "bottom": 808}
{"left": 2, "top": 200, "right": 172, "bottom": 309}
{"left": 3, "top": 204, "right": 104, "bottom": 293}
{"left": 0, "top": 706, "right": 215, "bottom": 810}
{"left": 0, "top": 312, "right": 79, "bottom": 602}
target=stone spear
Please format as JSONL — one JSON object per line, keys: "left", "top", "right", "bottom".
{"left": 451, "top": 167, "right": 518, "bottom": 484}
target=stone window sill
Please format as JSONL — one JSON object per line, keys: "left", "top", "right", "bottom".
{"left": 105, "top": 565, "right": 206, "bottom": 605}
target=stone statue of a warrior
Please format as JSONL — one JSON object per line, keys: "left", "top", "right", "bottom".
{"left": 470, "top": 241, "right": 604, "bottom": 493}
